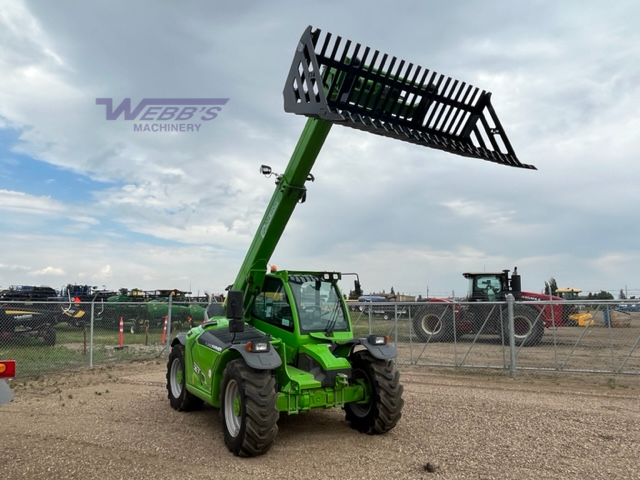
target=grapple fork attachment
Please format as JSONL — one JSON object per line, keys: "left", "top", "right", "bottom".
{"left": 284, "top": 26, "right": 535, "bottom": 170}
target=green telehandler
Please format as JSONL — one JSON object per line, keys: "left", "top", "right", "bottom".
{"left": 166, "top": 25, "right": 535, "bottom": 457}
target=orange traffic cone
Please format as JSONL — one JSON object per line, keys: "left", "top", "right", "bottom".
{"left": 160, "top": 316, "right": 168, "bottom": 345}
{"left": 114, "top": 316, "right": 125, "bottom": 350}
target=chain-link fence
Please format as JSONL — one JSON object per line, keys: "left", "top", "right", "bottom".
{"left": 3, "top": 297, "right": 639, "bottom": 378}
{"left": 351, "top": 298, "right": 640, "bottom": 375}
{"left": 0, "top": 299, "right": 199, "bottom": 377}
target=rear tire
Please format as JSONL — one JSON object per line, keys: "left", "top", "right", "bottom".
{"left": 166, "top": 344, "right": 204, "bottom": 411}
{"left": 220, "top": 360, "right": 278, "bottom": 457}
{"left": 412, "top": 304, "right": 454, "bottom": 342}
{"left": 345, "top": 350, "right": 404, "bottom": 434}
{"left": 501, "top": 305, "right": 544, "bottom": 347}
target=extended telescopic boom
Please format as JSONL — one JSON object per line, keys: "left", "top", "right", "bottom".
{"left": 232, "top": 25, "right": 535, "bottom": 309}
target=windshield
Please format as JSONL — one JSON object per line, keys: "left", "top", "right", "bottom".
{"left": 288, "top": 275, "right": 348, "bottom": 333}
{"left": 468, "top": 275, "right": 503, "bottom": 301}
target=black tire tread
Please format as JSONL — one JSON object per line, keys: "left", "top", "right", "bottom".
{"left": 221, "top": 360, "right": 278, "bottom": 457}
{"left": 502, "top": 305, "right": 545, "bottom": 347}
{"left": 412, "top": 304, "right": 453, "bottom": 343}
{"left": 166, "top": 344, "right": 204, "bottom": 411}
{"left": 345, "top": 350, "right": 404, "bottom": 434}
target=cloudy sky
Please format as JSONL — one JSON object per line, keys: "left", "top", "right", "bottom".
{"left": 0, "top": 0, "right": 639, "bottom": 299}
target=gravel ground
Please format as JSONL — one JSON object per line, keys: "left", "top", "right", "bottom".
{"left": 0, "top": 360, "right": 638, "bottom": 480}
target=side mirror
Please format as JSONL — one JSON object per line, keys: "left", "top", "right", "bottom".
{"left": 226, "top": 290, "right": 245, "bottom": 333}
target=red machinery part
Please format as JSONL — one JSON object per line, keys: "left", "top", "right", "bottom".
{"left": 0, "top": 360, "right": 16, "bottom": 378}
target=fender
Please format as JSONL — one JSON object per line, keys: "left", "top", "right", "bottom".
{"left": 340, "top": 337, "right": 398, "bottom": 360}
{"left": 171, "top": 332, "right": 187, "bottom": 347}
{"left": 228, "top": 343, "right": 282, "bottom": 370}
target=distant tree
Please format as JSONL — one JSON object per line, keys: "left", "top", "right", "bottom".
{"left": 544, "top": 277, "right": 558, "bottom": 296}
{"left": 619, "top": 289, "right": 626, "bottom": 300}
{"left": 594, "top": 290, "right": 614, "bottom": 300}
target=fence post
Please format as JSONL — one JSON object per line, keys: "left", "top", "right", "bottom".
{"left": 165, "top": 292, "right": 173, "bottom": 353}
{"left": 393, "top": 303, "right": 398, "bottom": 346}
{"left": 452, "top": 290, "right": 458, "bottom": 367}
{"left": 89, "top": 300, "right": 95, "bottom": 369}
{"left": 506, "top": 293, "right": 517, "bottom": 377}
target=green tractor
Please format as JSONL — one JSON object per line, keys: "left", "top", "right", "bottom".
{"left": 166, "top": 25, "right": 533, "bottom": 456}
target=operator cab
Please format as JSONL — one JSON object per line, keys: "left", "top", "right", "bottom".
{"left": 251, "top": 272, "right": 349, "bottom": 334}
{"left": 464, "top": 272, "right": 509, "bottom": 302}
{"left": 463, "top": 268, "right": 521, "bottom": 302}
{"left": 555, "top": 288, "right": 581, "bottom": 301}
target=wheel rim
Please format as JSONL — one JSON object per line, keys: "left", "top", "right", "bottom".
{"left": 170, "top": 358, "right": 183, "bottom": 397}
{"left": 350, "top": 368, "right": 373, "bottom": 417}
{"left": 513, "top": 315, "right": 532, "bottom": 339}
{"left": 421, "top": 314, "right": 442, "bottom": 335}
{"left": 224, "top": 379, "right": 241, "bottom": 437}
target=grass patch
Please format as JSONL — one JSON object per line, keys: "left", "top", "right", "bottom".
{"left": 0, "top": 322, "right": 186, "bottom": 378}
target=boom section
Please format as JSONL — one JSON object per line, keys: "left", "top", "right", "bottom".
{"left": 232, "top": 118, "right": 332, "bottom": 309}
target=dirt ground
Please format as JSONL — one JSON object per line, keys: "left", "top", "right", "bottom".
{"left": 0, "top": 360, "right": 638, "bottom": 480}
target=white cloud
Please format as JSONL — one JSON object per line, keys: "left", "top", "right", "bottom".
{"left": 29, "top": 266, "right": 65, "bottom": 276}
{"left": 0, "top": 1, "right": 639, "bottom": 298}
{"left": 0, "top": 189, "right": 65, "bottom": 215}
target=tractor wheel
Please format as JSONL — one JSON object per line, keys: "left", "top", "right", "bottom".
{"left": 501, "top": 305, "right": 545, "bottom": 347}
{"left": 412, "top": 305, "right": 454, "bottom": 342}
{"left": 345, "top": 350, "right": 404, "bottom": 434}
{"left": 220, "top": 359, "right": 279, "bottom": 457}
{"left": 43, "top": 326, "right": 56, "bottom": 346}
{"left": 166, "top": 344, "right": 204, "bottom": 411}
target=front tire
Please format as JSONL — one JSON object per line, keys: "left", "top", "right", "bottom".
{"left": 345, "top": 350, "right": 404, "bottom": 434}
{"left": 166, "top": 344, "right": 204, "bottom": 411}
{"left": 220, "top": 360, "right": 278, "bottom": 457}
{"left": 412, "top": 304, "right": 454, "bottom": 342}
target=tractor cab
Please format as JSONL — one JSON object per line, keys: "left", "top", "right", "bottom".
{"left": 555, "top": 288, "right": 582, "bottom": 301}
{"left": 250, "top": 270, "right": 349, "bottom": 336}
{"left": 463, "top": 268, "right": 521, "bottom": 302}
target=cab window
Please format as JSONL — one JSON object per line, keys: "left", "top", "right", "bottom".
{"left": 251, "top": 277, "right": 294, "bottom": 331}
